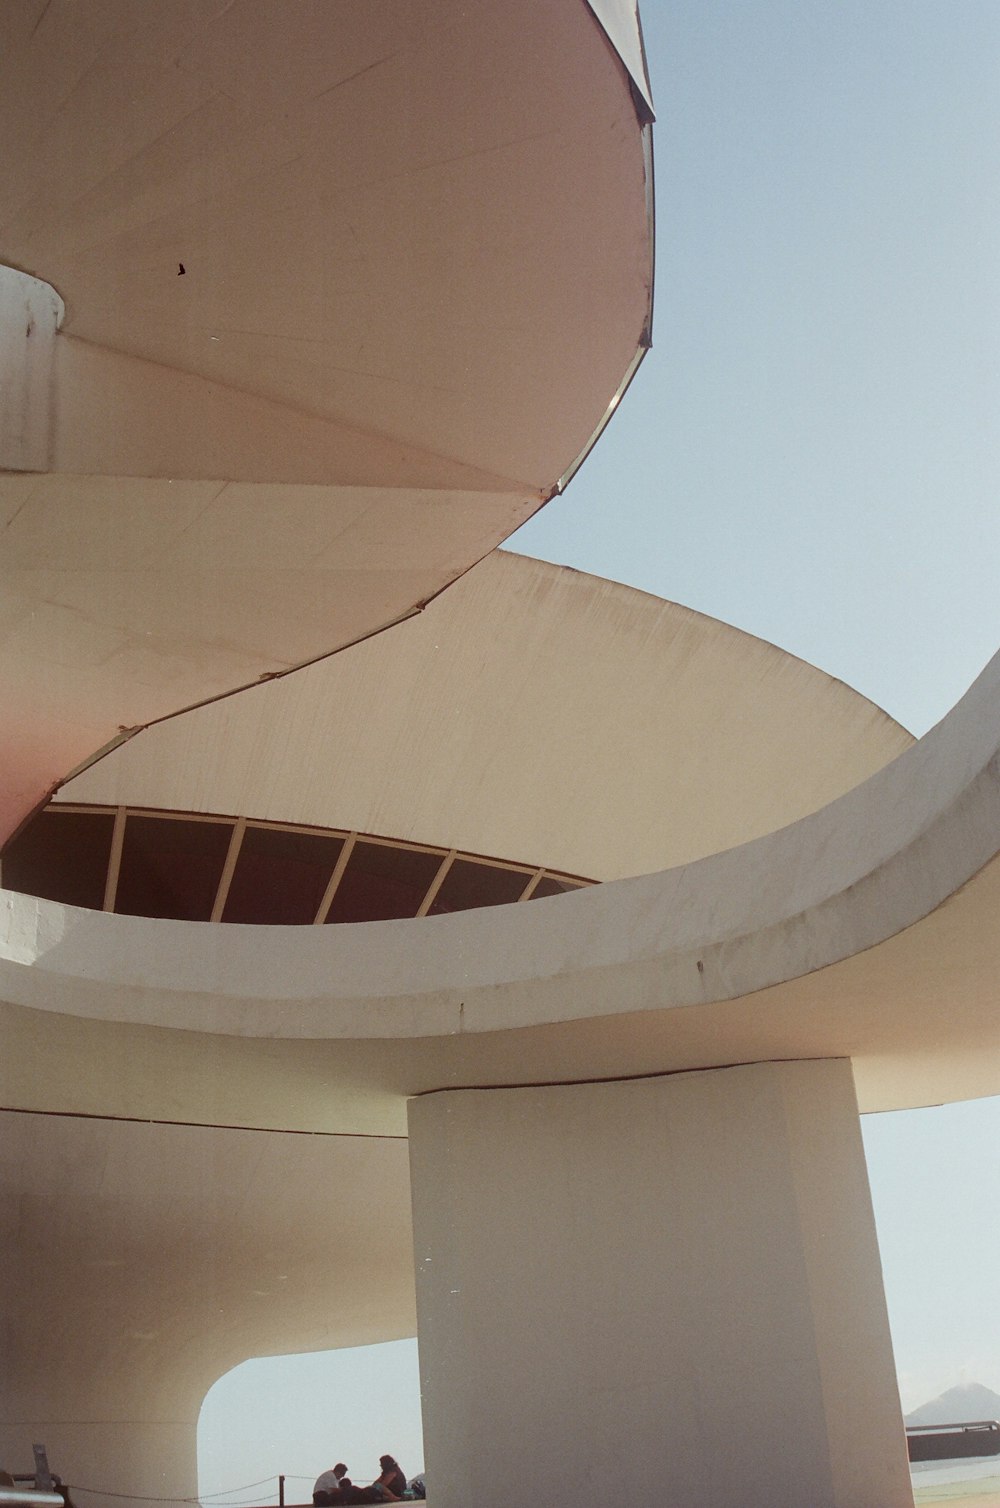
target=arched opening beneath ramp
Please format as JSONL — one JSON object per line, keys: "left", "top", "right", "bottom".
{"left": 198, "top": 1342, "right": 424, "bottom": 1505}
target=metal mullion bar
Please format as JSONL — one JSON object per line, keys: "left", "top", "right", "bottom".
{"left": 210, "top": 817, "right": 246, "bottom": 923}
{"left": 416, "top": 849, "right": 457, "bottom": 918}
{"left": 517, "top": 867, "right": 545, "bottom": 902}
{"left": 130, "top": 807, "right": 232, "bottom": 824}
{"left": 103, "top": 806, "right": 127, "bottom": 912}
{"left": 313, "top": 833, "right": 357, "bottom": 924}
{"left": 246, "top": 818, "right": 350, "bottom": 840}
{"left": 462, "top": 853, "right": 533, "bottom": 874}
{"left": 357, "top": 833, "right": 446, "bottom": 858}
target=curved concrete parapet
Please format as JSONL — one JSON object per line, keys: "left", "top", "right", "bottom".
{"left": 3, "top": 643, "right": 999, "bottom": 1119}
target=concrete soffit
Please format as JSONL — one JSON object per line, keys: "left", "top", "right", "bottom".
{"left": 2, "top": 648, "right": 1000, "bottom": 1116}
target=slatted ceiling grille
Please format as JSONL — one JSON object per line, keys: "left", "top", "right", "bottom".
{"left": 1, "top": 807, "right": 115, "bottom": 912}
{"left": 326, "top": 839, "right": 446, "bottom": 925}
{"left": 115, "top": 814, "right": 233, "bottom": 922}
{"left": 223, "top": 823, "right": 343, "bottom": 926}
{"left": 314, "top": 831, "right": 357, "bottom": 924}
{"left": 2, "top": 803, "right": 594, "bottom": 925}
{"left": 430, "top": 857, "right": 528, "bottom": 913}
{"left": 415, "top": 850, "right": 457, "bottom": 919}
{"left": 211, "top": 816, "right": 247, "bottom": 923}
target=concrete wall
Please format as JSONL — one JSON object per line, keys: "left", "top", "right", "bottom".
{"left": 408, "top": 1061, "right": 912, "bottom": 1508}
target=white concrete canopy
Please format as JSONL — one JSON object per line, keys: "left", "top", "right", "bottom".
{"left": 3, "top": 628, "right": 998, "bottom": 1128}
{"left": 2, "top": 554, "right": 964, "bottom": 1504}
{"left": 3, "top": 610, "right": 997, "bottom": 1506}
{"left": 0, "top": 0, "right": 653, "bottom": 841}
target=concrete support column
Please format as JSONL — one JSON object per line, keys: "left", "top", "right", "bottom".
{"left": 408, "top": 1059, "right": 912, "bottom": 1508}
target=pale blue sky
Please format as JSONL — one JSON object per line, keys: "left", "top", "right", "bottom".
{"left": 199, "top": 4, "right": 1000, "bottom": 1494}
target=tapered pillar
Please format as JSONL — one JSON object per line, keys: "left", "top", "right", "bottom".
{"left": 408, "top": 1059, "right": 912, "bottom": 1508}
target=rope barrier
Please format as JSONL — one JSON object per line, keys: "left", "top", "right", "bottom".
{"left": 66, "top": 1479, "right": 281, "bottom": 1506}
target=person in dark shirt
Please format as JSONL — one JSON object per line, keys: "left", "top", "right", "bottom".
{"left": 373, "top": 1456, "right": 406, "bottom": 1500}
{"left": 334, "top": 1457, "right": 406, "bottom": 1505}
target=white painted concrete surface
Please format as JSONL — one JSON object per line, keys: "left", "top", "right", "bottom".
{"left": 0, "top": 0, "right": 652, "bottom": 842}
{"left": 57, "top": 553, "right": 911, "bottom": 880}
{"left": 408, "top": 1061, "right": 912, "bottom": 1508}
{"left": 3, "top": 638, "right": 998, "bottom": 1122}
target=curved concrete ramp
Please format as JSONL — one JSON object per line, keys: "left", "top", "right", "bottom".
{"left": 2, "top": 641, "right": 999, "bottom": 1120}
{"left": 0, "top": 0, "right": 653, "bottom": 840}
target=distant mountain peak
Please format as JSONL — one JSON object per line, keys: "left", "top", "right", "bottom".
{"left": 906, "top": 1383, "right": 1000, "bottom": 1427}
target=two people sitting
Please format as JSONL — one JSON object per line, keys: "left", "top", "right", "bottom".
{"left": 313, "top": 1455, "right": 408, "bottom": 1505}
